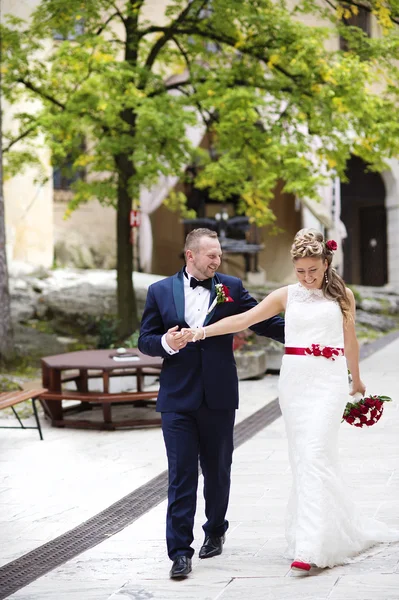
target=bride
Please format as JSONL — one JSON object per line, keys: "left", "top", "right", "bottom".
{"left": 183, "top": 228, "right": 398, "bottom": 574}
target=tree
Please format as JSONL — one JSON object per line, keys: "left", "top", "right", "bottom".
{"left": 0, "top": 69, "right": 14, "bottom": 361}
{"left": 2, "top": 0, "right": 399, "bottom": 337}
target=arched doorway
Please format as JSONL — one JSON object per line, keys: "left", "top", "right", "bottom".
{"left": 340, "top": 157, "right": 387, "bottom": 286}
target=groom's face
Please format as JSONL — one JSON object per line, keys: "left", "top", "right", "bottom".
{"left": 186, "top": 236, "right": 222, "bottom": 280}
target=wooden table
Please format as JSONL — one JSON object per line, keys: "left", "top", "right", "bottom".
{"left": 40, "top": 349, "right": 163, "bottom": 430}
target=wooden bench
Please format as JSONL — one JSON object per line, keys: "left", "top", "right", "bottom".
{"left": 0, "top": 388, "right": 47, "bottom": 440}
{"left": 39, "top": 389, "right": 159, "bottom": 430}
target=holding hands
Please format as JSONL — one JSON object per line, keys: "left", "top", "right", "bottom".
{"left": 166, "top": 326, "right": 206, "bottom": 351}
{"left": 172, "top": 327, "right": 206, "bottom": 345}
{"left": 185, "top": 327, "right": 206, "bottom": 342}
{"left": 166, "top": 325, "right": 194, "bottom": 351}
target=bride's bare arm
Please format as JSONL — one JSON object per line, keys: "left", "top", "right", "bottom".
{"left": 344, "top": 288, "right": 366, "bottom": 396}
{"left": 192, "top": 287, "right": 287, "bottom": 340}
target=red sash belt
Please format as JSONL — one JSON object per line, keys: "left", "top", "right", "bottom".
{"left": 285, "top": 345, "right": 344, "bottom": 361}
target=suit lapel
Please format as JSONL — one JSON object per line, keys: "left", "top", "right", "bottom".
{"left": 172, "top": 269, "right": 188, "bottom": 327}
{"left": 203, "top": 274, "right": 220, "bottom": 326}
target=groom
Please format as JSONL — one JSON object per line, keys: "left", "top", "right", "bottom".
{"left": 138, "top": 228, "right": 284, "bottom": 579}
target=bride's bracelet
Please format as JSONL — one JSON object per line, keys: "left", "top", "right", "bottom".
{"left": 194, "top": 326, "right": 206, "bottom": 342}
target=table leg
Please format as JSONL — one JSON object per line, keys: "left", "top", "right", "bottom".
{"left": 102, "top": 371, "right": 112, "bottom": 424}
{"left": 134, "top": 367, "right": 147, "bottom": 407}
{"left": 40, "top": 364, "right": 63, "bottom": 424}
{"left": 77, "top": 369, "right": 91, "bottom": 411}
{"left": 136, "top": 367, "right": 143, "bottom": 392}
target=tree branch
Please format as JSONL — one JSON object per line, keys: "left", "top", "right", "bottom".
{"left": 170, "top": 36, "right": 214, "bottom": 128}
{"left": 143, "top": 0, "right": 209, "bottom": 73}
{"left": 139, "top": 23, "right": 301, "bottom": 85}
{"left": 321, "top": 0, "right": 338, "bottom": 12}
{"left": 16, "top": 78, "right": 66, "bottom": 110}
{"left": 3, "top": 125, "right": 39, "bottom": 153}
{"left": 95, "top": 11, "right": 125, "bottom": 36}
{"left": 148, "top": 72, "right": 295, "bottom": 97}
{"left": 66, "top": 41, "right": 107, "bottom": 101}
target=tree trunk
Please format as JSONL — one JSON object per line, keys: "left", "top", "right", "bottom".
{"left": 114, "top": 11, "right": 142, "bottom": 340}
{"left": 116, "top": 154, "right": 138, "bottom": 339}
{"left": 0, "top": 91, "right": 15, "bottom": 361}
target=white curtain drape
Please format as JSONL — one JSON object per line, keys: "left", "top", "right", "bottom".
{"left": 328, "top": 176, "right": 347, "bottom": 276}
{"left": 139, "top": 122, "right": 205, "bottom": 273}
{"left": 300, "top": 178, "right": 347, "bottom": 276}
{"left": 300, "top": 195, "right": 333, "bottom": 228}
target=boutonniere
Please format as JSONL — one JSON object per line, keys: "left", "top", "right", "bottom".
{"left": 206, "top": 283, "right": 234, "bottom": 315}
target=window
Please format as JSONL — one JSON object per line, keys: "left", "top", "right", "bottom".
{"left": 53, "top": 18, "right": 84, "bottom": 41}
{"left": 53, "top": 162, "right": 83, "bottom": 191}
{"left": 53, "top": 139, "right": 86, "bottom": 191}
{"left": 339, "top": 6, "right": 371, "bottom": 51}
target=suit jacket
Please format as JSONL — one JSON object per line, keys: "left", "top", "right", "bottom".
{"left": 138, "top": 268, "right": 285, "bottom": 412}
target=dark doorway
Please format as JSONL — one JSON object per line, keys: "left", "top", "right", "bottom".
{"left": 341, "top": 157, "right": 387, "bottom": 286}
{"left": 359, "top": 206, "right": 388, "bottom": 286}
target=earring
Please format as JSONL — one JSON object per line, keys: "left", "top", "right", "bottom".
{"left": 324, "top": 272, "right": 329, "bottom": 285}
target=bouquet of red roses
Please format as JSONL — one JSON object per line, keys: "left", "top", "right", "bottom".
{"left": 342, "top": 394, "right": 392, "bottom": 428}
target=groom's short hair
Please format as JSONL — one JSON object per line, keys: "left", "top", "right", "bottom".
{"left": 184, "top": 228, "right": 218, "bottom": 254}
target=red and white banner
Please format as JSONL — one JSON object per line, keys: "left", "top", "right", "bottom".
{"left": 130, "top": 209, "right": 141, "bottom": 228}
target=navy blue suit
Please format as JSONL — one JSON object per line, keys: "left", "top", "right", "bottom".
{"left": 138, "top": 268, "right": 284, "bottom": 559}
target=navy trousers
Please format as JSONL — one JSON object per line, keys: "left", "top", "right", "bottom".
{"left": 161, "top": 403, "right": 236, "bottom": 560}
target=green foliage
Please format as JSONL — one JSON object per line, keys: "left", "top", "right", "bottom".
{"left": 0, "top": 0, "right": 399, "bottom": 336}
{"left": 94, "top": 318, "right": 142, "bottom": 349}
{"left": 0, "top": 376, "right": 22, "bottom": 393}
{"left": 0, "top": 354, "right": 41, "bottom": 378}
{"left": 347, "top": 284, "right": 363, "bottom": 306}
{"left": 2, "top": 0, "right": 399, "bottom": 229}
{"left": 118, "top": 331, "right": 140, "bottom": 349}
{"left": 94, "top": 317, "right": 118, "bottom": 349}
{"left": 164, "top": 191, "right": 197, "bottom": 219}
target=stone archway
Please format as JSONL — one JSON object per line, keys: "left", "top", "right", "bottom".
{"left": 340, "top": 157, "right": 387, "bottom": 286}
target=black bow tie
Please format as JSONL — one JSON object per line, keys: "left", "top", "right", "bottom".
{"left": 190, "top": 277, "right": 212, "bottom": 290}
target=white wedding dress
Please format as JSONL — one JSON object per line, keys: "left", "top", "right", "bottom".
{"left": 278, "top": 283, "right": 398, "bottom": 568}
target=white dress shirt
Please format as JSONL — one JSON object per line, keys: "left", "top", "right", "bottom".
{"left": 161, "top": 270, "right": 211, "bottom": 355}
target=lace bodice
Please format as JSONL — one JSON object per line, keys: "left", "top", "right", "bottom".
{"left": 285, "top": 283, "right": 344, "bottom": 348}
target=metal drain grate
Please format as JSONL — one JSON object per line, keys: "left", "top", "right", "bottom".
{"left": 0, "top": 398, "right": 281, "bottom": 599}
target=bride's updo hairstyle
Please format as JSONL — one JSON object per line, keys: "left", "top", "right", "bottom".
{"left": 290, "top": 228, "right": 351, "bottom": 321}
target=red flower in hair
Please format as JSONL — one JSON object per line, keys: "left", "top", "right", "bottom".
{"left": 326, "top": 240, "right": 338, "bottom": 251}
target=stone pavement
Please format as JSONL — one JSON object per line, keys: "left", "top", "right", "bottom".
{"left": 0, "top": 337, "right": 398, "bottom": 599}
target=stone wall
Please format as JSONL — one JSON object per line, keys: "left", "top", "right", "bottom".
{"left": 54, "top": 198, "right": 117, "bottom": 269}
{"left": 9, "top": 268, "right": 163, "bottom": 328}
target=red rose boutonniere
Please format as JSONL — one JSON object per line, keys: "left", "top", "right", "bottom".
{"left": 207, "top": 283, "right": 234, "bottom": 315}
{"left": 342, "top": 394, "right": 392, "bottom": 427}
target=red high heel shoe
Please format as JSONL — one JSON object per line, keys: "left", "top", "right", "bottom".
{"left": 290, "top": 560, "right": 311, "bottom": 576}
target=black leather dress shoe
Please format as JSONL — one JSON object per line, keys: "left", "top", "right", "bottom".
{"left": 169, "top": 556, "right": 192, "bottom": 579}
{"left": 199, "top": 534, "right": 225, "bottom": 559}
